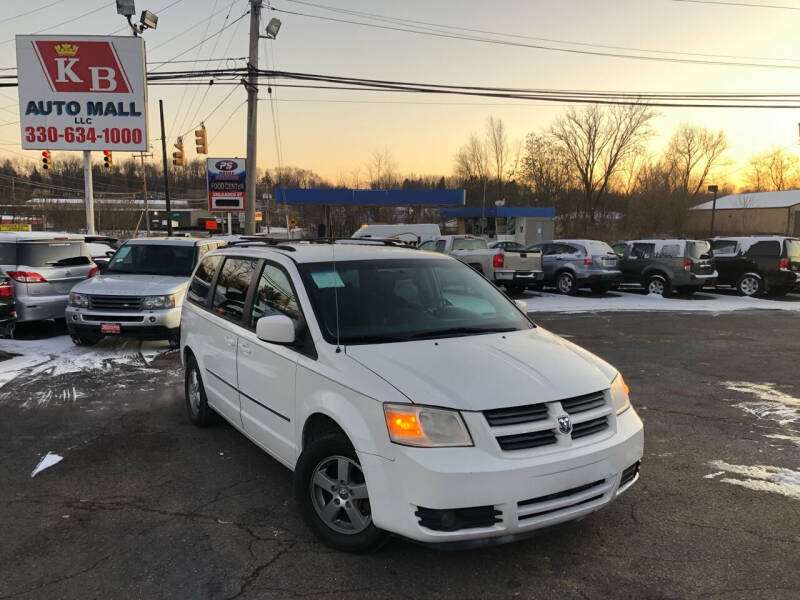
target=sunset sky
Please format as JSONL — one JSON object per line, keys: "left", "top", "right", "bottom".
{"left": 2, "top": 0, "right": 800, "bottom": 186}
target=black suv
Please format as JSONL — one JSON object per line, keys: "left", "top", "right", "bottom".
{"left": 709, "top": 236, "right": 800, "bottom": 297}
{"left": 612, "top": 239, "right": 717, "bottom": 296}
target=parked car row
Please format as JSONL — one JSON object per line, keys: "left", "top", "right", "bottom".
{"left": 520, "top": 235, "right": 799, "bottom": 298}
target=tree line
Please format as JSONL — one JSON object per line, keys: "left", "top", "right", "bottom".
{"left": 1, "top": 103, "right": 795, "bottom": 237}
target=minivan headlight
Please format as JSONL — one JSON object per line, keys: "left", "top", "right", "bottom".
{"left": 142, "top": 294, "right": 176, "bottom": 309}
{"left": 69, "top": 292, "right": 89, "bottom": 308}
{"left": 610, "top": 373, "right": 632, "bottom": 415}
{"left": 383, "top": 403, "right": 473, "bottom": 447}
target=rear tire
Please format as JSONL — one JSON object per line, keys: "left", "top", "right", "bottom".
{"left": 645, "top": 274, "right": 671, "bottom": 297}
{"left": 505, "top": 283, "right": 525, "bottom": 295}
{"left": 766, "top": 286, "right": 790, "bottom": 298}
{"left": 184, "top": 355, "right": 218, "bottom": 427}
{"left": 168, "top": 331, "right": 180, "bottom": 349}
{"left": 2, "top": 322, "right": 14, "bottom": 339}
{"left": 590, "top": 285, "right": 610, "bottom": 294}
{"left": 736, "top": 274, "right": 762, "bottom": 297}
{"left": 555, "top": 271, "right": 576, "bottom": 295}
{"left": 295, "top": 433, "right": 386, "bottom": 553}
{"left": 675, "top": 286, "right": 698, "bottom": 297}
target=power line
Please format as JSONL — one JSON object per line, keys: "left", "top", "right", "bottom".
{"left": 284, "top": 0, "right": 800, "bottom": 64}
{"left": 270, "top": 5, "right": 800, "bottom": 71}
{"left": 671, "top": 0, "right": 800, "bottom": 9}
{"left": 0, "top": 0, "right": 66, "bottom": 24}
{"left": 107, "top": 0, "right": 187, "bottom": 34}
{"left": 1, "top": 1, "right": 117, "bottom": 46}
{"left": 210, "top": 100, "right": 246, "bottom": 142}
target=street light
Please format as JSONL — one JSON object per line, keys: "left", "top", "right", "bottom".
{"left": 264, "top": 18, "right": 282, "bottom": 39}
{"left": 708, "top": 184, "right": 719, "bottom": 237}
{"left": 116, "top": 1, "right": 158, "bottom": 36}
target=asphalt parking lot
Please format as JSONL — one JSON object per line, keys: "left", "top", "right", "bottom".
{"left": 1, "top": 308, "right": 799, "bottom": 599}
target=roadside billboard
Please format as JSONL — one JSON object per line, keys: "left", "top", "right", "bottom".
{"left": 16, "top": 35, "right": 148, "bottom": 151}
{"left": 207, "top": 158, "right": 246, "bottom": 212}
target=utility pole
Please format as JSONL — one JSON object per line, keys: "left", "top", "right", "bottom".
{"left": 244, "top": 0, "right": 262, "bottom": 235}
{"left": 159, "top": 99, "right": 173, "bottom": 236}
{"left": 708, "top": 184, "right": 719, "bottom": 237}
{"left": 83, "top": 151, "right": 96, "bottom": 234}
{"left": 138, "top": 152, "right": 153, "bottom": 236}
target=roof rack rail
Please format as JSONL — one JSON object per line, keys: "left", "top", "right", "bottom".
{"left": 225, "top": 236, "right": 415, "bottom": 249}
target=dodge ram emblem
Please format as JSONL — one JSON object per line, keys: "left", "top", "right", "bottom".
{"left": 557, "top": 415, "right": 572, "bottom": 435}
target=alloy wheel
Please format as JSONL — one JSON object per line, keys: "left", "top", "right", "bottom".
{"left": 648, "top": 279, "right": 665, "bottom": 295}
{"left": 310, "top": 455, "right": 371, "bottom": 535}
{"left": 557, "top": 274, "right": 573, "bottom": 294}
{"left": 188, "top": 369, "right": 201, "bottom": 417}
{"left": 739, "top": 276, "right": 760, "bottom": 296}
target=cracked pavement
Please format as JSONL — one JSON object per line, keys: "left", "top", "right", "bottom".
{"left": 1, "top": 312, "right": 799, "bottom": 599}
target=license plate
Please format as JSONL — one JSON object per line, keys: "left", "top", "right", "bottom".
{"left": 100, "top": 323, "right": 121, "bottom": 334}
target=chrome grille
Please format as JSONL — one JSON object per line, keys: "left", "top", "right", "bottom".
{"left": 483, "top": 390, "right": 611, "bottom": 452}
{"left": 88, "top": 295, "right": 143, "bottom": 311}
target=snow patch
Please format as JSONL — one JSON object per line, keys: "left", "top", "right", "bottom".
{"left": 525, "top": 290, "right": 800, "bottom": 314}
{"left": 703, "top": 471, "right": 725, "bottom": 479}
{"left": 707, "top": 460, "right": 800, "bottom": 501}
{"left": 31, "top": 452, "right": 63, "bottom": 478}
{"left": 722, "top": 381, "right": 800, "bottom": 426}
{"left": 765, "top": 433, "right": 800, "bottom": 446}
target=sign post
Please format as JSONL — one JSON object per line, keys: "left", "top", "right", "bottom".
{"left": 83, "top": 150, "right": 95, "bottom": 234}
{"left": 16, "top": 35, "right": 148, "bottom": 233}
{"left": 207, "top": 158, "right": 246, "bottom": 234}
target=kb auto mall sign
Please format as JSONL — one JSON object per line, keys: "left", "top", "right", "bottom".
{"left": 16, "top": 35, "right": 148, "bottom": 151}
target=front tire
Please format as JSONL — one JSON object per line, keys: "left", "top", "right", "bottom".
{"left": 556, "top": 271, "right": 576, "bottom": 295}
{"left": 184, "top": 355, "right": 218, "bottom": 427}
{"left": 295, "top": 433, "right": 386, "bottom": 553}
{"left": 737, "top": 274, "right": 762, "bottom": 297}
{"left": 71, "top": 334, "right": 100, "bottom": 346}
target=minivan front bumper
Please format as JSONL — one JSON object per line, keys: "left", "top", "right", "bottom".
{"left": 360, "top": 407, "right": 644, "bottom": 544}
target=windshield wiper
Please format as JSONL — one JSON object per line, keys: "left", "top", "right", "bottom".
{"left": 409, "top": 326, "right": 518, "bottom": 340}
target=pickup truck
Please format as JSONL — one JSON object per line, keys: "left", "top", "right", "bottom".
{"left": 418, "top": 235, "right": 543, "bottom": 294}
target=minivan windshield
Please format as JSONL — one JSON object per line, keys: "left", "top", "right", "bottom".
{"left": 688, "top": 241, "right": 712, "bottom": 259}
{"left": 105, "top": 243, "right": 196, "bottom": 277}
{"left": 299, "top": 258, "right": 532, "bottom": 344}
{"left": 18, "top": 241, "right": 90, "bottom": 267}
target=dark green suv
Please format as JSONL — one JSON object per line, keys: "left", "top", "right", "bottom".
{"left": 612, "top": 239, "right": 717, "bottom": 296}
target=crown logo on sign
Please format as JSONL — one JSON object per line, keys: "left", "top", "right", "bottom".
{"left": 53, "top": 43, "right": 79, "bottom": 57}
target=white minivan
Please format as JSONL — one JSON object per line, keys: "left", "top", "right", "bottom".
{"left": 180, "top": 240, "right": 643, "bottom": 552}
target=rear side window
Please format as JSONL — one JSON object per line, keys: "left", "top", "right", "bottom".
{"left": 659, "top": 244, "right": 682, "bottom": 258}
{"left": 612, "top": 243, "right": 628, "bottom": 257}
{"left": 188, "top": 255, "right": 222, "bottom": 305}
{"left": 784, "top": 239, "right": 800, "bottom": 257}
{"left": 746, "top": 241, "right": 780, "bottom": 258}
{"left": 585, "top": 241, "right": 614, "bottom": 255}
{"left": 250, "top": 263, "right": 300, "bottom": 327}
{"left": 212, "top": 258, "right": 258, "bottom": 323}
{"left": 0, "top": 243, "right": 15, "bottom": 264}
{"left": 18, "top": 241, "right": 89, "bottom": 267}
{"left": 434, "top": 240, "right": 446, "bottom": 253}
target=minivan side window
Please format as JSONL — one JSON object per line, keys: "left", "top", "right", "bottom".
{"left": 250, "top": 263, "right": 300, "bottom": 328}
{"left": 187, "top": 255, "right": 222, "bottom": 306}
{"left": 212, "top": 258, "right": 258, "bottom": 323}
{"left": 746, "top": 240, "right": 781, "bottom": 257}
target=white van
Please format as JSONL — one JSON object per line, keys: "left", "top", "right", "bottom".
{"left": 351, "top": 223, "right": 441, "bottom": 245}
{"left": 180, "top": 240, "right": 643, "bottom": 552}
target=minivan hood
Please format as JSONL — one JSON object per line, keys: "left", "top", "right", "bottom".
{"left": 72, "top": 273, "right": 189, "bottom": 296}
{"left": 345, "top": 328, "right": 617, "bottom": 411}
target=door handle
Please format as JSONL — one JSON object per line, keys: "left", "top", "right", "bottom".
{"left": 239, "top": 342, "right": 251, "bottom": 356}
{"left": 224, "top": 334, "right": 236, "bottom": 347}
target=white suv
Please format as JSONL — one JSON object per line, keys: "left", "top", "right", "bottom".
{"left": 180, "top": 240, "right": 644, "bottom": 552}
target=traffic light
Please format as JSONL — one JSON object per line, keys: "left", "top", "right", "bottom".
{"left": 172, "top": 137, "right": 184, "bottom": 167}
{"left": 103, "top": 150, "right": 113, "bottom": 168}
{"left": 194, "top": 125, "right": 208, "bottom": 154}
{"left": 41, "top": 151, "right": 51, "bottom": 170}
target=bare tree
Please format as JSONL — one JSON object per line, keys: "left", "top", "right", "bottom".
{"left": 664, "top": 123, "right": 728, "bottom": 198}
{"left": 551, "top": 103, "right": 656, "bottom": 228}
{"left": 745, "top": 147, "right": 798, "bottom": 192}
{"left": 366, "top": 148, "right": 398, "bottom": 189}
{"left": 521, "top": 133, "right": 573, "bottom": 206}
{"left": 454, "top": 133, "right": 489, "bottom": 181}
{"left": 486, "top": 116, "right": 509, "bottom": 200}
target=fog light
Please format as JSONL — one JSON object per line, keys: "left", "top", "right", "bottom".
{"left": 149, "top": 316, "right": 156, "bottom": 323}
{"left": 72, "top": 314, "right": 78, "bottom": 321}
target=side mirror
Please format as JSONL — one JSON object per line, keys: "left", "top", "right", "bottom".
{"left": 256, "top": 314, "right": 296, "bottom": 344}
{"left": 514, "top": 299, "right": 528, "bottom": 313}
